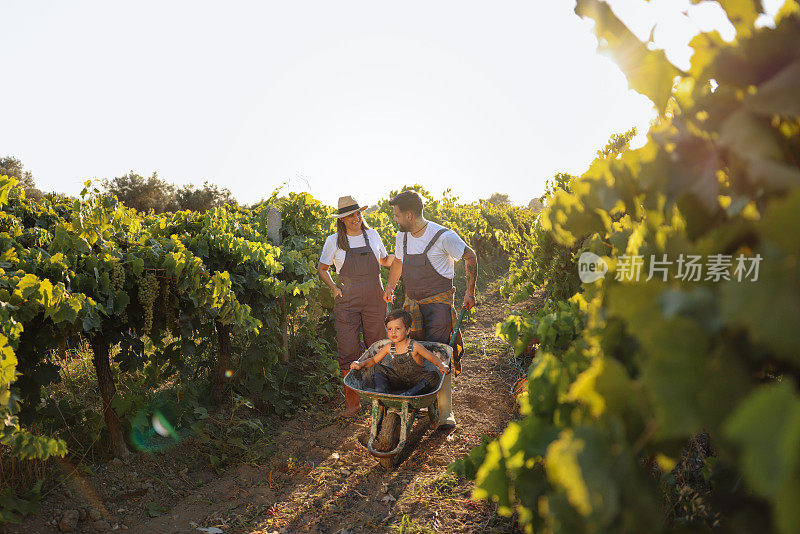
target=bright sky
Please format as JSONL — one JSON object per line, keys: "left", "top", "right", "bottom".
{"left": 0, "top": 1, "right": 781, "bottom": 207}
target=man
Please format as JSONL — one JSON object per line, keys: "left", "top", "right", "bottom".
{"left": 383, "top": 190, "right": 477, "bottom": 428}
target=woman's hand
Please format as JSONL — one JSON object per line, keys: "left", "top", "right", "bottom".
{"left": 334, "top": 286, "right": 343, "bottom": 298}
{"left": 380, "top": 254, "right": 395, "bottom": 268}
{"left": 439, "top": 363, "right": 450, "bottom": 375}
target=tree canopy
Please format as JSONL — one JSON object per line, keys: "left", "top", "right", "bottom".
{"left": 483, "top": 192, "right": 511, "bottom": 206}
{"left": 103, "top": 172, "right": 235, "bottom": 213}
{"left": 0, "top": 155, "right": 43, "bottom": 199}
{"left": 174, "top": 181, "right": 235, "bottom": 212}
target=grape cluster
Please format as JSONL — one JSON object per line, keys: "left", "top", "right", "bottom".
{"left": 110, "top": 263, "right": 125, "bottom": 291}
{"left": 111, "top": 262, "right": 129, "bottom": 323}
{"left": 161, "top": 276, "right": 178, "bottom": 332}
{"left": 138, "top": 271, "right": 159, "bottom": 334}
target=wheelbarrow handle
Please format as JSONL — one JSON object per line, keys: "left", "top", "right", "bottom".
{"left": 449, "top": 306, "right": 468, "bottom": 348}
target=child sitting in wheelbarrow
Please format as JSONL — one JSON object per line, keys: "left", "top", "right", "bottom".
{"left": 350, "top": 309, "right": 449, "bottom": 396}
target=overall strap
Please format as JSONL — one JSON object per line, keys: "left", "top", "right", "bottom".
{"left": 338, "top": 229, "right": 370, "bottom": 251}
{"left": 389, "top": 341, "right": 396, "bottom": 355}
{"left": 423, "top": 228, "right": 449, "bottom": 254}
{"left": 403, "top": 232, "right": 408, "bottom": 257}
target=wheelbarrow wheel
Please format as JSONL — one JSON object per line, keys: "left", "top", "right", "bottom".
{"left": 375, "top": 411, "right": 400, "bottom": 467}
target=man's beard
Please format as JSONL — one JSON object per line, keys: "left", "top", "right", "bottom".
{"left": 397, "top": 220, "right": 411, "bottom": 232}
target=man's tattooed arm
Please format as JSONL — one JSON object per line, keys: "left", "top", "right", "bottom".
{"left": 462, "top": 246, "right": 478, "bottom": 309}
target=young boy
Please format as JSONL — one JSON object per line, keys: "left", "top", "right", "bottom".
{"left": 351, "top": 309, "right": 449, "bottom": 396}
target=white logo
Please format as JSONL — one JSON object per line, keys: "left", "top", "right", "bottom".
{"left": 578, "top": 252, "right": 608, "bottom": 283}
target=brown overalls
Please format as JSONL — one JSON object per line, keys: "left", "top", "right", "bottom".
{"left": 403, "top": 228, "right": 455, "bottom": 343}
{"left": 374, "top": 340, "right": 441, "bottom": 393}
{"left": 333, "top": 230, "right": 387, "bottom": 374}
{"left": 402, "top": 227, "right": 458, "bottom": 427}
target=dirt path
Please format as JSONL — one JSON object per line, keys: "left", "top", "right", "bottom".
{"left": 11, "top": 276, "right": 538, "bottom": 534}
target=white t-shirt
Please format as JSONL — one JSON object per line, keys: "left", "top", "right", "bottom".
{"left": 319, "top": 228, "right": 389, "bottom": 272}
{"left": 394, "top": 221, "right": 467, "bottom": 279}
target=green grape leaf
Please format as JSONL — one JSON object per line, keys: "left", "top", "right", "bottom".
{"left": 719, "top": 108, "right": 783, "bottom": 161}
{"left": 542, "top": 189, "right": 608, "bottom": 247}
{"left": 0, "top": 176, "right": 18, "bottom": 206}
{"left": 648, "top": 317, "right": 750, "bottom": 439}
{"left": 610, "top": 284, "right": 749, "bottom": 438}
{"left": 50, "top": 299, "right": 80, "bottom": 324}
{"left": 724, "top": 381, "right": 800, "bottom": 499}
{"left": 748, "top": 59, "right": 800, "bottom": 117}
{"left": 706, "top": 0, "right": 764, "bottom": 37}
{"left": 775, "top": 479, "right": 800, "bottom": 534}
{"left": 473, "top": 437, "right": 512, "bottom": 510}
{"left": 776, "top": 0, "right": 800, "bottom": 21}
{"left": 113, "top": 290, "right": 130, "bottom": 315}
{"left": 762, "top": 187, "right": 800, "bottom": 253}
{"left": 668, "top": 134, "right": 721, "bottom": 213}
{"left": 448, "top": 435, "right": 491, "bottom": 480}
{"left": 70, "top": 234, "right": 91, "bottom": 255}
{"left": 640, "top": 324, "right": 704, "bottom": 439}
{"left": 511, "top": 416, "right": 560, "bottom": 459}
{"left": 81, "top": 306, "right": 102, "bottom": 331}
{"left": 15, "top": 275, "right": 40, "bottom": 300}
{"left": 545, "top": 426, "right": 618, "bottom": 524}
{"left": 575, "top": 0, "right": 682, "bottom": 114}
{"left": 128, "top": 256, "right": 144, "bottom": 277}
{"left": 568, "top": 357, "right": 640, "bottom": 420}
{"left": 689, "top": 31, "right": 727, "bottom": 80}
{"left": 720, "top": 254, "right": 800, "bottom": 365}
{"left": 606, "top": 282, "right": 666, "bottom": 342}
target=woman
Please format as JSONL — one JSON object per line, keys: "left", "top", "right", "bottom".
{"left": 318, "top": 195, "right": 394, "bottom": 417}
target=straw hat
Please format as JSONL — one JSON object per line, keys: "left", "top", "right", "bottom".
{"left": 333, "top": 195, "right": 369, "bottom": 218}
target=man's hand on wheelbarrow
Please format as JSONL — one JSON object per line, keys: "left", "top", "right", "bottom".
{"left": 463, "top": 292, "right": 476, "bottom": 310}
{"left": 438, "top": 362, "right": 450, "bottom": 375}
{"left": 350, "top": 360, "right": 363, "bottom": 370}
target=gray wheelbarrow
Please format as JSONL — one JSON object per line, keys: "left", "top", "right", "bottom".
{"left": 344, "top": 340, "right": 451, "bottom": 468}
{"left": 344, "top": 307, "right": 467, "bottom": 468}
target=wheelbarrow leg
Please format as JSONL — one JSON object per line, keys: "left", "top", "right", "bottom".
{"left": 367, "top": 399, "right": 385, "bottom": 452}
{"left": 428, "top": 398, "right": 439, "bottom": 429}
{"left": 399, "top": 401, "right": 410, "bottom": 444}
{"left": 435, "top": 373, "right": 456, "bottom": 429}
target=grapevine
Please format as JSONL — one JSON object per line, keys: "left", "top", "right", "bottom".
{"left": 453, "top": 3, "right": 800, "bottom": 533}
